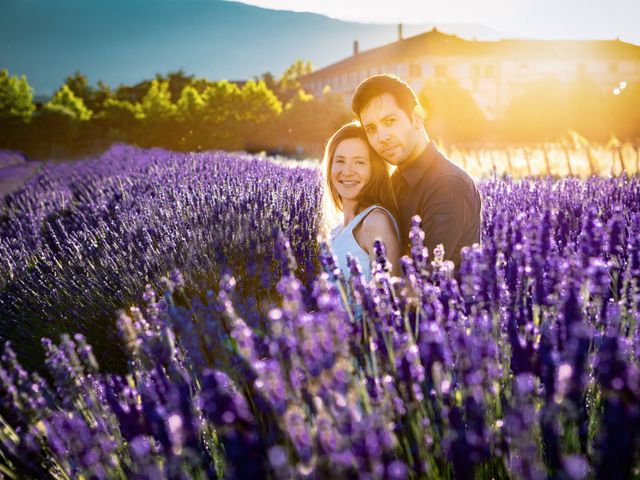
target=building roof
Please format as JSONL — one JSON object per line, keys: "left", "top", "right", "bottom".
{"left": 302, "top": 29, "right": 640, "bottom": 80}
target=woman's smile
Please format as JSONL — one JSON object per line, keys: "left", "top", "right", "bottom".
{"left": 338, "top": 180, "right": 361, "bottom": 187}
{"left": 330, "top": 137, "right": 372, "bottom": 202}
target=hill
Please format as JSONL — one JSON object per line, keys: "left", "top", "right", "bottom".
{"left": 1, "top": 0, "right": 508, "bottom": 94}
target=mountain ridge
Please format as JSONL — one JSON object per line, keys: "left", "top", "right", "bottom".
{"left": 1, "top": 0, "right": 511, "bottom": 94}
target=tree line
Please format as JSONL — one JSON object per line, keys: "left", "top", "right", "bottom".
{"left": 1, "top": 62, "right": 639, "bottom": 160}
{"left": 0, "top": 61, "right": 350, "bottom": 159}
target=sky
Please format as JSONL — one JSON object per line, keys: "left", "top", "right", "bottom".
{"left": 233, "top": 0, "right": 640, "bottom": 45}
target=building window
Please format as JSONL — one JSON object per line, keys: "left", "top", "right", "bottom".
{"left": 435, "top": 64, "right": 447, "bottom": 77}
{"left": 519, "top": 63, "right": 529, "bottom": 71}
{"left": 484, "top": 65, "right": 495, "bottom": 78}
{"left": 360, "top": 69, "right": 367, "bottom": 81}
{"left": 409, "top": 63, "right": 422, "bottom": 78}
{"left": 472, "top": 65, "right": 481, "bottom": 78}
{"left": 609, "top": 62, "right": 619, "bottom": 74}
{"left": 576, "top": 63, "right": 587, "bottom": 75}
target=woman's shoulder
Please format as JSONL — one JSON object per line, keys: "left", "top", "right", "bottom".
{"left": 360, "top": 206, "right": 397, "bottom": 235}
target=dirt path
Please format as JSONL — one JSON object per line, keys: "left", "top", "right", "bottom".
{"left": 0, "top": 161, "right": 44, "bottom": 200}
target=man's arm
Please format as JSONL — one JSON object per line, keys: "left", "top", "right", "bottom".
{"left": 418, "top": 176, "right": 468, "bottom": 264}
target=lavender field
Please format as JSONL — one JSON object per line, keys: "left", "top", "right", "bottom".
{"left": 1, "top": 145, "right": 640, "bottom": 479}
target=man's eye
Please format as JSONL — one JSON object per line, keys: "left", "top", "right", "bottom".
{"left": 385, "top": 118, "right": 395, "bottom": 125}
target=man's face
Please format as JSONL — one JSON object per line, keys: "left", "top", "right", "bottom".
{"left": 359, "top": 93, "right": 422, "bottom": 166}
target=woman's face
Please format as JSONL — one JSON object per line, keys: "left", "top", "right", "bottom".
{"left": 330, "top": 137, "right": 372, "bottom": 203}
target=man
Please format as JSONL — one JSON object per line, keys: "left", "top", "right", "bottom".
{"left": 352, "top": 74, "right": 481, "bottom": 268}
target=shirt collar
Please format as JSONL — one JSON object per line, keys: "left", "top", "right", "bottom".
{"left": 396, "top": 140, "right": 439, "bottom": 189}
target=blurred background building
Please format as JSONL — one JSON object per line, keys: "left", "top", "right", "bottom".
{"left": 301, "top": 26, "right": 640, "bottom": 119}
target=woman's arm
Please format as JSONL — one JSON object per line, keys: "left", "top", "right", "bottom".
{"left": 355, "top": 209, "right": 402, "bottom": 276}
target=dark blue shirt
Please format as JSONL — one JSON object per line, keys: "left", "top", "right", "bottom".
{"left": 391, "top": 141, "right": 482, "bottom": 267}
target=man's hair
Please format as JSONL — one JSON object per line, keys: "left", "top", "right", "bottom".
{"left": 351, "top": 74, "right": 419, "bottom": 120}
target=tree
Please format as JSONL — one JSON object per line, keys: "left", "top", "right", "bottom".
{"left": 258, "top": 71, "right": 279, "bottom": 95}
{"left": 201, "top": 80, "right": 243, "bottom": 124}
{"left": 95, "top": 98, "right": 143, "bottom": 144}
{"left": 44, "top": 84, "right": 92, "bottom": 120}
{"left": 268, "top": 87, "right": 351, "bottom": 155}
{"left": 140, "top": 80, "right": 176, "bottom": 120}
{"left": 259, "top": 60, "right": 314, "bottom": 103}
{"left": 100, "top": 98, "right": 143, "bottom": 122}
{"left": 63, "top": 71, "right": 113, "bottom": 113}
{"left": 93, "top": 81, "right": 114, "bottom": 112}
{"left": 176, "top": 85, "right": 205, "bottom": 121}
{"left": 156, "top": 69, "right": 197, "bottom": 102}
{"left": 419, "top": 76, "right": 487, "bottom": 142}
{"left": 239, "top": 80, "right": 282, "bottom": 124}
{"left": 65, "top": 71, "right": 92, "bottom": 105}
{"left": 279, "top": 60, "right": 313, "bottom": 92}
{"left": 0, "top": 69, "right": 35, "bottom": 121}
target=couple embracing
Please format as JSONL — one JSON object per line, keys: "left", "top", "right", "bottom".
{"left": 323, "top": 74, "right": 482, "bottom": 280}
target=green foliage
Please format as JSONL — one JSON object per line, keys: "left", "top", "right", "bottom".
{"left": 259, "top": 59, "right": 314, "bottom": 104}
{"left": 420, "top": 76, "right": 487, "bottom": 142}
{"left": 45, "top": 84, "right": 93, "bottom": 121}
{"left": 157, "top": 69, "right": 197, "bottom": 102}
{"left": 176, "top": 85, "right": 205, "bottom": 121}
{"left": 258, "top": 71, "right": 279, "bottom": 95}
{"left": 64, "top": 70, "right": 92, "bottom": 106}
{"left": 202, "top": 81, "right": 243, "bottom": 123}
{"left": 100, "top": 98, "right": 143, "bottom": 122}
{"left": 93, "top": 98, "right": 143, "bottom": 145}
{"left": 140, "top": 79, "right": 176, "bottom": 120}
{"left": 5, "top": 63, "right": 640, "bottom": 160}
{"left": 93, "top": 81, "right": 115, "bottom": 110}
{"left": 116, "top": 82, "right": 151, "bottom": 104}
{"left": 239, "top": 80, "right": 282, "bottom": 124}
{"left": 63, "top": 71, "right": 114, "bottom": 113}
{"left": 0, "top": 69, "right": 35, "bottom": 121}
{"left": 278, "top": 60, "right": 313, "bottom": 102}
{"left": 278, "top": 88, "right": 351, "bottom": 145}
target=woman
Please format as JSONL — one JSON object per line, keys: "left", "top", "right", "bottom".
{"left": 322, "top": 121, "right": 401, "bottom": 280}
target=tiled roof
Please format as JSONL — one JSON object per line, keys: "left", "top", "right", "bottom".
{"left": 302, "top": 29, "right": 640, "bottom": 80}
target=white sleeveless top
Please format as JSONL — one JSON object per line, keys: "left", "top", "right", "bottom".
{"left": 329, "top": 205, "right": 400, "bottom": 281}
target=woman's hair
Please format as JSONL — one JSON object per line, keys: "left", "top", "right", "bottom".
{"left": 320, "top": 121, "right": 399, "bottom": 234}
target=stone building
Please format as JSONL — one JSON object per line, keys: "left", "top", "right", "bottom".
{"left": 300, "top": 26, "right": 640, "bottom": 119}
